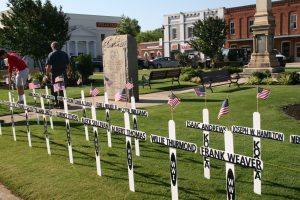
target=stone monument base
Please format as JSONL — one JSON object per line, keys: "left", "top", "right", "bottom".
{"left": 244, "top": 52, "right": 285, "bottom": 73}
{"left": 243, "top": 67, "right": 285, "bottom": 74}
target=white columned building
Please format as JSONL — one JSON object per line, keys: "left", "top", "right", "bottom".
{"left": 163, "top": 8, "right": 224, "bottom": 60}
{"left": 63, "top": 13, "right": 121, "bottom": 59}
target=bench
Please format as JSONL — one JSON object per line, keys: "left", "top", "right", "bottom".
{"left": 199, "top": 70, "right": 240, "bottom": 92}
{"left": 142, "top": 68, "right": 181, "bottom": 89}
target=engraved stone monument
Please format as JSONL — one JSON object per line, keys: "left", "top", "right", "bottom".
{"left": 102, "top": 35, "right": 139, "bottom": 101}
{"left": 244, "top": 0, "right": 284, "bottom": 73}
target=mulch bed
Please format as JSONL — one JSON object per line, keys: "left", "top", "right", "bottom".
{"left": 283, "top": 104, "right": 300, "bottom": 120}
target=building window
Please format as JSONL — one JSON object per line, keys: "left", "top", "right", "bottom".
{"left": 187, "top": 27, "right": 193, "bottom": 38}
{"left": 172, "top": 28, "right": 177, "bottom": 39}
{"left": 249, "top": 18, "right": 254, "bottom": 33}
{"left": 230, "top": 20, "right": 235, "bottom": 34}
{"left": 101, "top": 34, "right": 106, "bottom": 41}
{"left": 290, "top": 14, "right": 297, "bottom": 29}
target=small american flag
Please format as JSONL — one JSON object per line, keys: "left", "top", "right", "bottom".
{"left": 257, "top": 88, "right": 270, "bottom": 100}
{"left": 5, "top": 77, "right": 9, "bottom": 84}
{"left": 114, "top": 88, "right": 127, "bottom": 102}
{"left": 104, "top": 76, "right": 113, "bottom": 87}
{"left": 125, "top": 82, "right": 134, "bottom": 90}
{"left": 29, "top": 80, "right": 41, "bottom": 90}
{"left": 168, "top": 92, "right": 181, "bottom": 109}
{"left": 55, "top": 76, "right": 64, "bottom": 83}
{"left": 218, "top": 98, "right": 229, "bottom": 119}
{"left": 90, "top": 86, "right": 100, "bottom": 97}
{"left": 194, "top": 86, "right": 206, "bottom": 96}
{"left": 53, "top": 82, "right": 65, "bottom": 92}
{"left": 77, "top": 77, "right": 82, "bottom": 85}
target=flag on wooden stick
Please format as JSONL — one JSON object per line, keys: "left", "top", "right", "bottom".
{"left": 114, "top": 88, "right": 127, "bottom": 102}
{"left": 104, "top": 76, "right": 113, "bottom": 87}
{"left": 53, "top": 82, "right": 65, "bottom": 92}
{"left": 194, "top": 86, "right": 206, "bottom": 96}
{"left": 77, "top": 77, "right": 82, "bottom": 85}
{"left": 125, "top": 82, "right": 134, "bottom": 90}
{"left": 90, "top": 86, "right": 100, "bottom": 97}
{"left": 168, "top": 92, "right": 181, "bottom": 109}
{"left": 29, "top": 80, "right": 41, "bottom": 90}
{"left": 257, "top": 87, "right": 270, "bottom": 100}
{"left": 218, "top": 98, "right": 229, "bottom": 119}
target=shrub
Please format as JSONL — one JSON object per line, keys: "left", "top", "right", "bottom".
{"left": 75, "top": 54, "right": 93, "bottom": 83}
{"left": 263, "top": 77, "right": 274, "bottom": 85}
{"left": 191, "top": 77, "right": 201, "bottom": 84}
{"left": 179, "top": 73, "right": 191, "bottom": 81}
{"left": 222, "top": 66, "right": 243, "bottom": 74}
{"left": 278, "top": 72, "right": 300, "bottom": 85}
{"left": 250, "top": 71, "right": 271, "bottom": 84}
{"left": 247, "top": 75, "right": 260, "bottom": 85}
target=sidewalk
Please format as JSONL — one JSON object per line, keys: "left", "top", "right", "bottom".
{"left": 0, "top": 86, "right": 195, "bottom": 124}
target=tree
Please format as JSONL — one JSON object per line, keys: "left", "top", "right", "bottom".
{"left": 136, "top": 28, "right": 163, "bottom": 43}
{"left": 0, "top": 0, "right": 70, "bottom": 64}
{"left": 116, "top": 15, "right": 141, "bottom": 37}
{"left": 189, "top": 17, "right": 227, "bottom": 64}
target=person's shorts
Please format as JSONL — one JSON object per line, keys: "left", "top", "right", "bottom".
{"left": 15, "top": 68, "right": 29, "bottom": 86}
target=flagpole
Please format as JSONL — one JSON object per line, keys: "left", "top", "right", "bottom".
{"left": 205, "top": 90, "right": 207, "bottom": 108}
{"left": 256, "top": 85, "right": 259, "bottom": 113}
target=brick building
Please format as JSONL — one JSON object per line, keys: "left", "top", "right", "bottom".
{"left": 137, "top": 41, "right": 163, "bottom": 60}
{"left": 225, "top": 0, "right": 300, "bottom": 62}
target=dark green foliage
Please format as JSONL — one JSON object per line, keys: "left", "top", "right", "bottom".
{"left": 75, "top": 54, "right": 93, "bottom": 83}
{"left": 252, "top": 71, "right": 271, "bottom": 81}
{"left": 222, "top": 66, "right": 243, "bottom": 74}
{"left": 116, "top": 15, "right": 141, "bottom": 37}
{"left": 278, "top": 71, "right": 300, "bottom": 85}
{"left": 189, "top": 17, "right": 227, "bottom": 63}
{"left": 180, "top": 66, "right": 202, "bottom": 81}
{"left": 136, "top": 28, "right": 163, "bottom": 43}
{"left": 0, "top": 0, "right": 70, "bottom": 61}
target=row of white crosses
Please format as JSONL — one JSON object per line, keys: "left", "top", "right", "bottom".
{"left": 1, "top": 89, "right": 149, "bottom": 192}
{"left": 1, "top": 91, "right": 299, "bottom": 199}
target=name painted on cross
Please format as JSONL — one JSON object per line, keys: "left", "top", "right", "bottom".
{"left": 150, "top": 134, "right": 197, "bottom": 153}
{"left": 231, "top": 125, "right": 284, "bottom": 141}
{"left": 186, "top": 120, "right": 227, "bottom": 133}
{"left": 81, "top": 117, "right": 108, "bottom": 129}
{"left": 111, "top": 125, "right": 147, "bottom": 140}
{"left": 28, "top": 92, "right": 40, "bottom": 98}
{"left": 96, "top": 102, "right": 119, "bottom": 110}
{"left": 41, "top": 94, "right": 55, "bottom": 100}
{"left": 56, "top": 111, "right": 79, "bottom": 121}
{"left": 200, "top": 147, "right": 263, "bottom": 171}
{"left": 119, "top": 107, "right": 149, "bottom": 117}
{"left": 290, "top": 135, "right": 300, "bottom": 144}
{"left": 35, "top": 108, "right": 53, "bottom": 116}
{"left": 73, "top": 99, "right": 92, "bottom": 107}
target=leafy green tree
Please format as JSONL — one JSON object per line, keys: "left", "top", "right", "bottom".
{"left": 189, "top": 17, "right": 227, "bottom": 64}
{"left": 116, "top": 15, "right": 141, "bottom": 37}
{"left": 136, "top": 28, "right": 163, "bottom": 43}
{"left": 0, "top": 0, "right": 69, "bottom": 62}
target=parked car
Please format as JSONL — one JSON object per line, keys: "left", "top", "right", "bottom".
{"left": 149, "top": 57, "right": 180, "bottom": 68}
{"left": 137, "top": 58, "right": 148, "bottom": 69}
{"left": 274, "top": 49, "right": 287, "bottom": 67}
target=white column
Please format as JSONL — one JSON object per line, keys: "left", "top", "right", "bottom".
{"left": 85, "top": 41, "right": 89, "bottom": 55}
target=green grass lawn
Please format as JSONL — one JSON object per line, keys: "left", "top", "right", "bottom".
{"left": 0, "top": 85, "right": 299, "bottom": 199}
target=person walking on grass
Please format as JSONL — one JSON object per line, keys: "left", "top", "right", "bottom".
{"left": 45, "top": 41, "right": 71, "bottom": 108}
{"left": 0, "top": 50, "right": 29, "bottom": 104}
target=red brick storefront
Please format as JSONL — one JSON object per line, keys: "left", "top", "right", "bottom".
{"left": 137, "top": 41, "right": 163, "bottom": 60}
{"left": 225, "top": 0, "right": 300, "bottom": 62}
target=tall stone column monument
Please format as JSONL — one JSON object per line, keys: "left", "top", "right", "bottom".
{"left": 102, "top": 35, "right": 139, "bottom": 101}
{"left": 244, "top": 0, "right": 284, "bottom": 73}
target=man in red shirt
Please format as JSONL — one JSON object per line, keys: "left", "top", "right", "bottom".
{"left": 0, "top": 50, "right": 29, "bottom": 104}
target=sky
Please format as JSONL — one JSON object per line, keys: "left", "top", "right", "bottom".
{"left": 0, "top": 0, "right": 261, "bottom": 31}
